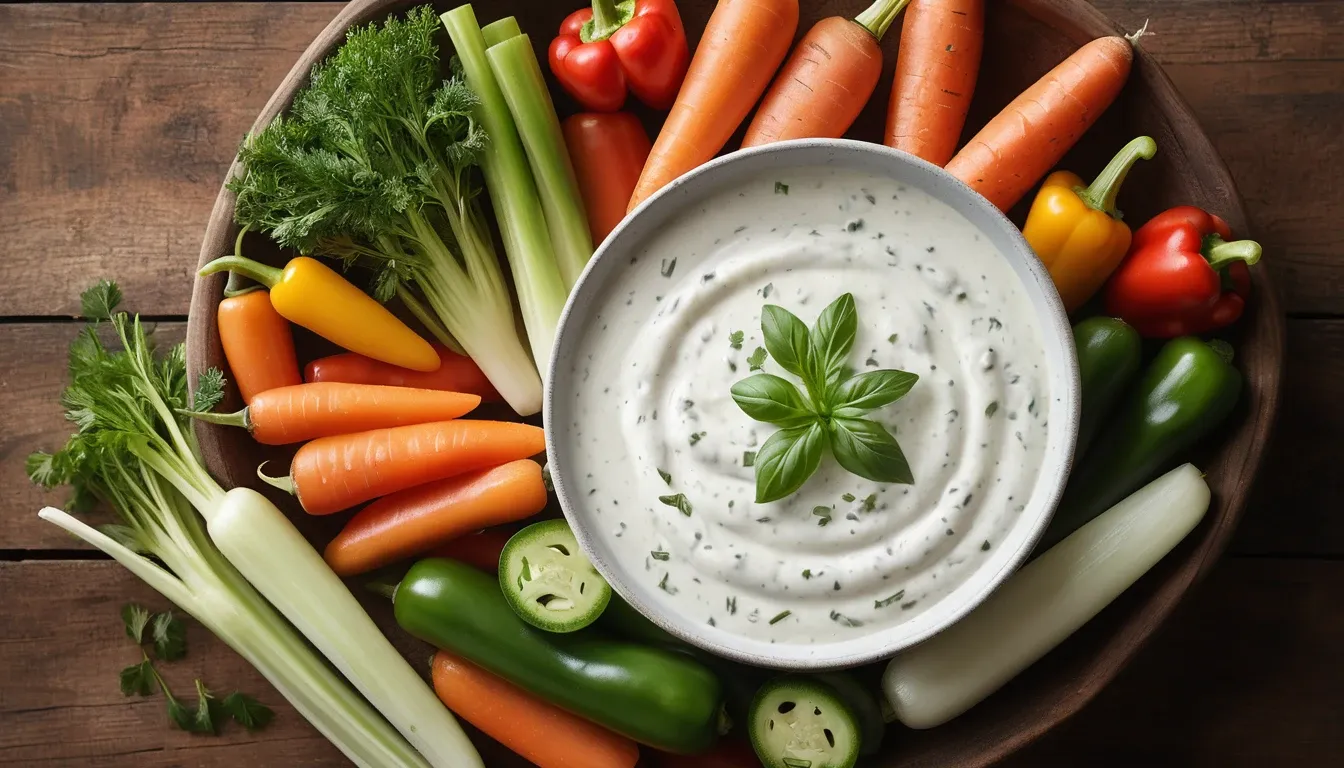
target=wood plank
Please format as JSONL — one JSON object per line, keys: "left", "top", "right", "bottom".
{"left": 3, "top": 557, "right": 1341, "bottom": 766}
{"left": 1, "top": 3, "right": 1341, "bottom": 315}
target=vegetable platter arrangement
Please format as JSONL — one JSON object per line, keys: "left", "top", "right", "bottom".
{"left": 22, "top": 0, "right": 1281, "bottom": 767}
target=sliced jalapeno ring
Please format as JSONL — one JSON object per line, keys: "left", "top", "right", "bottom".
{"left": 750, "top": 676, "right": 860, "bottom": 768}
{"left": 499, "top": 519, "right": 611, "bottom": 633}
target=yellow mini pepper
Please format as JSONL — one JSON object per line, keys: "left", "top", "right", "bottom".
{"left": 200, "top": 254, "right": 441, "bottom": 372}
{"left": 1023, "top": 136, "right": 1158, "bottom": 313}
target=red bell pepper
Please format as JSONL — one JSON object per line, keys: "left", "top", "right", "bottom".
{"left": 1104, "top": 206, "right": 1262, "bottom": 338}
{"left": 548, "top": 0, "right": 690, "bottom": 112}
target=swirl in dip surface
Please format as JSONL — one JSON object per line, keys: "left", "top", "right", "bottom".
{"left": 560, "top": 166, "right": 1053, "bottom": 646}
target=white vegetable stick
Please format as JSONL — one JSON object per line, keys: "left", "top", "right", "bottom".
{"left": 884, "top": 463, "right": 1210, "bottom": 729}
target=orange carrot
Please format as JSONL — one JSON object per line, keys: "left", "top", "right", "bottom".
{"left": 742, "top": 0, "right": 910, "bottom": 147}
{"left": 945, "top": 35, "right": 1135, "bottom": 212}
{"left": 305, "top": 344, "right": 501, "bottom": 403}
{"left": 564, "top": 113, "right": 653, "bottom": 245}
{"left": 190, "top": 382, "right": 480, "bottom": 445}
{"left": 267, "top": 420, "right": 546, "bottom": 516}
{"left": 884, "top": 0, "right": 985, "bottom": 166}
{"left": 217, "top": 289, "right": 300, "bottom": 404}
{"left": 324, "top": 461, "right": 546, "bottom": 576}
{"left": 428, "top": 526, "right": 520, "bottom": 572}
{"left": 627, "top": 0, "right": 800, "bottom": 211}
{"left": 431, "top": 650, "right": 640, "bottom": 768}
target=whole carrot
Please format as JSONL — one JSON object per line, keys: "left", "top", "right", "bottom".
{"left": 429, "top": 526, "right": 520, "bottom": 572}
{"left": 324, "top": 461, "right": 547, "bottom": 576}
{"left": 305, "top": 344, "right": 501, "bottom": 403}
{"left": 431, "top": 650, "right": 640, "bottom": 768}
{"left": 563, "top": 113, "right": 652, "bottom": 244}
{"left": 884, "top": 0, "right": 985, "bottom": 166}
{"left": 627, "top": 0, "right": 800, "bottom": 211}
{"left": 187, "top": 382, "right": 481, "bottom": 445}
{"left": 217, "top": 289, "right": 300, "bottom": 404}
{"left": 262, "top": 420, "right": 546, "bottom": 516}
{"left": 945, "top": 34, "right": 1136, "bottom": 212}
{"left": 742, "top": 0, "right": 910, "bottom": 147}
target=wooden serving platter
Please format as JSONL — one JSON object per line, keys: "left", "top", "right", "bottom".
{"left": 185, "top": 0, "right": 1285, "bottom": 765}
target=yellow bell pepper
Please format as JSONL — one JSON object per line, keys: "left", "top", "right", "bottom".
{"left": 1023, "top": 136, "right": 1158, "bottom": 313}
{"left": 200, "top": 254, "right": 441, "bottom": 372}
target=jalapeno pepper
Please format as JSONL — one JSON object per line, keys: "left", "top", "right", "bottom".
{"left": 1040, "top": 337, "right": 1241, "bottom": 549}
{"left": 1073, "top": 316, "right": 1142, "bottom": 459}
{"left": 749, "top": 677, "right": 860, "bottom": 768}
{"left": 499, "top": 519, "right": 612, "bottom": 633}
{"left": 392, "top": 558, "right": 724, "bottom": 754}
{"left": 200, "top": 254, "right": 440, "bottom": 372}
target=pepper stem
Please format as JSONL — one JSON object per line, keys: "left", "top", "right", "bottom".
{"left": 1207, "top": 339, "right": 1235, "bottom": 366}
{"left": 855, "top": 0, "right": 912, "bottom": 40}
{"left": 255, "top": 462, "right": 295, "bottom": 496}
{"left": 583, "top": 0, "right": 633, "bottom": 43}
{"left": 1075, "top": 136, "right": 1158, "bottom": 218}
{"left": 223, "top": 227, "right": 262, "bottom": 298}
{"left": 199, "top": 254, "right": 282, "bottom": 288}
{"left": 179, "top": 407, "right": 250, "bottom": 430}
{"left": 1204, "top": 235, "right": 1262, "bottom": 271}
{"left": 365, "top": 581, "right": 398, "bottom": 601}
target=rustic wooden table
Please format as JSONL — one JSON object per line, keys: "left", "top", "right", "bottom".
{"left": 1, "top": 1, "right": 1340, "bottom": 765}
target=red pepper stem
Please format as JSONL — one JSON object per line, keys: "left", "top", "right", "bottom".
{"left": 1075, "top": 136, "right": 1158, "bottom": 218}
{"left": 854, "top": 0, "right": 912, "bottom": 40}
{"left": 584, "top": 0, "right": 632, "bottom": 42}
{"left": 199, "top": 254, "right": 282, "bottom": 289}
{"left": 1204, "top": 235, "right": 1262, "bottom": 271}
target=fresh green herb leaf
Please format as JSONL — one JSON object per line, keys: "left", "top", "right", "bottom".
{"left": 746, "top": 346, "right": 768, "bottom": 372}
{"left": 191, "top": 680, "right": 221, "bottom": 735}
{"left": 828, "top": 417, "right": 914, "bottom": 484}
{"left": 166, "top": 691, "right": 195, "bottom": 733}
{"left": 192, "top": 368, "right": 227, "bottom": 413}
{"left": 808, "top": 293, "right": 858, "bottom": 393}
{"left": 830, "top": 369, "right": 919, "bottom": 412}
{"left": 657, "top": 573, "right": 678, "bottom": 594}
{"left": 727, "top": 596, "right": 737, "bottom": 615}
{"left": 985, "top": 401, "right": 999, "bottom": 418}
{"left": 657, "top": 468, "right": 672, "bottom": 485}
{"left": 81, "top": 280, "right": 123, "bottom": 321}
{"left": 862, "top": 493, "right": 878, "bottom": 512}
{"left": 802, "top": 569, "right": 813, "bottom": 579}
{"left": 830, "top": 610, "right": 864, "bottom": 627}
{"left": 689, "top": 431, "right": 706, "bottom": 446}
{"left": 658, "top": 494, "right": 693, "bottom": 517}
{"left": 752, "top": 423, "right": 825, "bottom": 503}
{"left": 875, "top": 590, "right": 906, "bottom": 608}
{"left": 151, "top": 611, "right": 186, "bottom": 662}
{"left": 901, "top": 600, "right": 919, "bottom": 610}
{"left": 650, "top": 550, "right": 670, "bottom": 561}
{"left": 888, "top": 333, "right": 898, "bottom": 344}
{"left": 728, "top": 330, "right": 744, "bottom": 350}
{"left": 221, "top": 692, "right": 274, "bottom": 732}
{"left": 730, "top": 374, "right": 815, "bottom": 427}
{"left": 841, "top": 493, "right": 856, "bottom": 503}
{"left": 119, "top": 659, "right": 155, "bottom": 697}
{"left": 774, "top": 182, "right": 789, "bottom": 195}
{"left": 122, "top": 603, "right": 152, "bottom": 644}
{"left": 759, "top": 305, "right": 812, "bottom": 379}
{"left": 742, "top": 451, "right": 756, "bottom": 467}
{"left": 660, "top": 258, "right": 677, "bottom": 277}
{"left": 761, "top": 282, "right": 774, "bottom": 299}
{"left": 768, "top": 610, "right": 791, "bottom": 625}
{"left": 981, "top": 540, "right": 992, "bottom": 551}
{"left": 813, "top": 506, "right": 833, "bottom": 527}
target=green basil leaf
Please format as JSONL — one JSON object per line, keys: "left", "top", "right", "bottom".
{"left": 731, "top": 374, "right": 816, "bottom": 427}
{"left": 753, "top": 422, "right": 826, "bottom": 503}
{"left": 810, "top": 294, "right": 858, "bottom": 394}
{"left": 760, "top": 305, "right": 813, "bottom": 380}
{"left": 830, "top": 369, "right": 919, "bottom": 413}
{"left": 829, "top": 417, "right": 913, "bottom": 484}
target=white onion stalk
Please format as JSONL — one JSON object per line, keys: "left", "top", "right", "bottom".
{"left": 884, "top": 463, "right": 1210, "bottom": 729}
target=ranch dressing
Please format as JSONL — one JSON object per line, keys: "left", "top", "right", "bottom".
{"left": 561, "top": 167, "right": 1052, "bottom": 645}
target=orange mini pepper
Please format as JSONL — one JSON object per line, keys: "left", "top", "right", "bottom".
{"left": 1023, "top": 136, "right": 1157, "bottom": 313}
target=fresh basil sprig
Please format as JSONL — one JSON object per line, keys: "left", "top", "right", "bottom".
{"left": 731, "top": 294, "right": 917, "bottom": 503}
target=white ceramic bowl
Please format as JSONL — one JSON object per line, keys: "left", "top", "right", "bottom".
{"left": 545, "top": 139, "right": 1079, "bottom": 669}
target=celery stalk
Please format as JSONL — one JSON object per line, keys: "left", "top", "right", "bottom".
{"left": 487, "top": 32, "right": 595, "bottom": 287}
{"left": 442, "top": 4, "right": 568, "bottom": 374}
{"left": 481, "top": 16, "right": 521, "bottom": 46}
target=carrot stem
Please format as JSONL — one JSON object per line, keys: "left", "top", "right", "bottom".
{"left": 1075, "top": 136, "right": 1157, "bottom": 217}
{"left": 256, "top": 462, "right": 295, "bottom": 495}
{"left": 855, "top": 0, "right": 912, "bottom": 39}
{"left": 200, "top": 255, "right": 282, "bottom": 288}
{"left": 182, "top": 407, "right": 249, "bottom": 430}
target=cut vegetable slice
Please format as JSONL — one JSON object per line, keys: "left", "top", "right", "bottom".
{"left": 814, "top": 672, "right": 884, "bottom": 756}
{"left": 750, "top": 677, "right": 860, "bottom": 768}
{"left": 500, "top": 519, "right": 611, "bottom": 633}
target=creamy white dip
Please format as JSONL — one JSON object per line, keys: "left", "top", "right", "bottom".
{"left": 560, "top": 167, "right": 1052, "bottom": 645}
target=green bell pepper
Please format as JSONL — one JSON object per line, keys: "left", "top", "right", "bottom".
{"left": 1040, "top": 336, "right": 1241, "bottom": 550}
{"left": 1073, "top": 316, "right": 1142, "bottom": 458}
{"left": 393, "top": 558, "right": 725, "bottom": 754}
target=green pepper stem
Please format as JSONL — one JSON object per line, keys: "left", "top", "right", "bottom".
{"left": 365, "top": 581, "right": 398, "bottom": 601}
{"left": 1075, "top": 136, "right": 1158, "bottom": 218}
{"left": 255, "top": 462, "right": 295, "bottom": 496}
{"left": 179, "top": 407, "right": 250, "bottom": 430}
{"left": 199, "top": 254, "right": 282, "bottom": 288}
{"left": 855, "top": 0, "right": 912, "bottom": 40}
{"left": 1207, "top": 339, "right": 1235, "bottom": 366}
{"left": 222, "top": 226, "right": 264, "bottom": 297}
{"left": 584, "top": 0, "right": 632, "bottom": 42}
{"left": 1204, "top": 235, "right": 1262, "bottom": 271}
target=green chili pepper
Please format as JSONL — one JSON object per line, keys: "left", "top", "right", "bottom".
{"left": 1073, "top": 316, "right": 1143, "bottom": 459}
{"left": 1040, "top": 336, "right": 1241, "bottom": 550}
{"left": 392, "top": 558, "right": 724, "bottom": 754}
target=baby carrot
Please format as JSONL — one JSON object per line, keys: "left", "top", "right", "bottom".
{"left": 428, "top": 526, "right": 520, "bottom": 573}
{"left": 884, "top": 0, "right": 985, "bottom": 167}
{"left": 324, "top": 461, "right": 547, "bottom": 576}
{"left": 742, "top": 0, "right": 910, "bottom": 147}
{"left": 217, "top": 289, "right": 300, "bottom": 404}
{"left": 431, "top": 650, "right": 640, "bottom": 768}
{"left": 627, "top": 0, "right": 800, "bottom": 211}
{"left": 187, "top": 382, "right": 481, "bottom": 445}
{"left": 263, "top": 420, "right": 546, "bottom": 516}
{"left": 945, "top": 34, "right": 1136, "bottom": 212}
{"left": 305, "top": 345, "right": 501, "bottom": 403}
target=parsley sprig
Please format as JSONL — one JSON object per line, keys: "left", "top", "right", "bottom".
{"left": 731, "top": 294, "right": 917, "bottom": 503}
